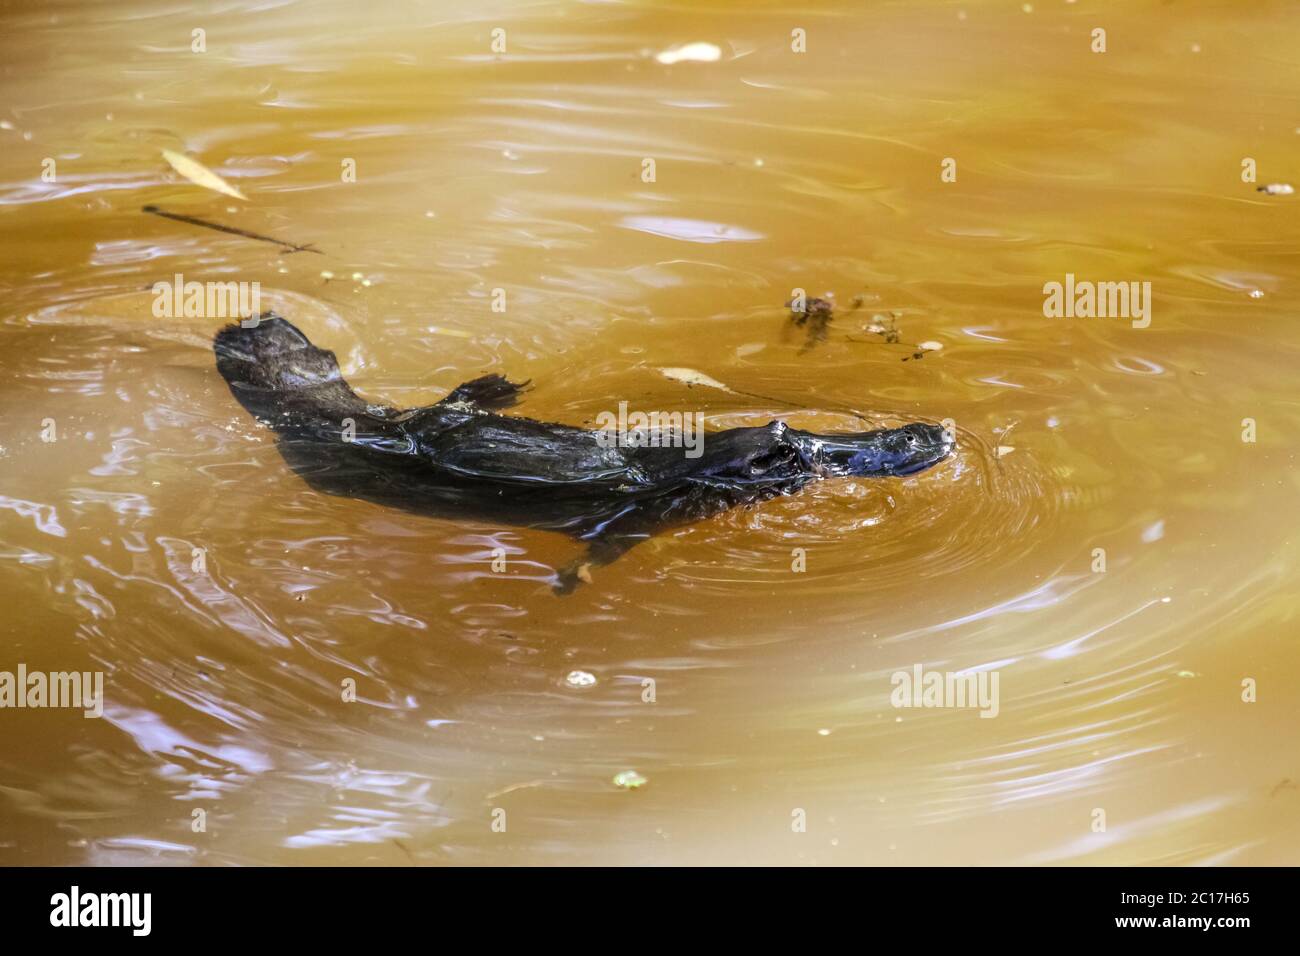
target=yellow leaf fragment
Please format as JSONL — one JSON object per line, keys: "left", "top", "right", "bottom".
{"left": 659, "top": 367, "right": 733, "bottom": 392}
{"left": 161, "top": 148, "right": 247, "bottom": 201}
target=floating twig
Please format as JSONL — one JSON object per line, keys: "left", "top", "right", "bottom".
{"left": 142, "top": 204, "right": 322, "bottom": 254}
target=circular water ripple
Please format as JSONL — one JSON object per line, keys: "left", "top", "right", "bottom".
{"left": 654, "top": 415, "right": 1074, "bottom": 604}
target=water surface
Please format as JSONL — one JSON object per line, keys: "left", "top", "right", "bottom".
{"left": 1, "top": 0, "right": 1298, "bottom": 865}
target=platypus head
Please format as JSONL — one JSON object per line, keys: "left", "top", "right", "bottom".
{"left": 867, "top": 422, "right": 954, "bottom": 475}
{"left": 796, "top": 422, "right": 955, "bottom": 478}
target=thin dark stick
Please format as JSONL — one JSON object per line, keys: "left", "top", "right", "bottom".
{"left": 142, "top": 205, "right": 323, "bottom": 254}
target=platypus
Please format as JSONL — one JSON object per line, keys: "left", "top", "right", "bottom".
{"left": 214, "top": 315, "right": 953, "bottom": 591}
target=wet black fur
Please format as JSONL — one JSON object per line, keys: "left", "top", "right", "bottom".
{"left": 214, "top": 314, "right": 953, "bottom": 592}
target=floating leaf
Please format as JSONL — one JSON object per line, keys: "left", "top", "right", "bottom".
{"left": 659, "top": 367, "right": 733, "bottom": 392}
{"left": 995, "top": 445, "right": 1016, "bottom": 458}
{"left": 161, "top": 149, "right": 247, "bottom": 201}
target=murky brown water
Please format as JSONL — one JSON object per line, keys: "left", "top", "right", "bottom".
{"left": 2, "top": 0, "right": 1299, "bottom": 865}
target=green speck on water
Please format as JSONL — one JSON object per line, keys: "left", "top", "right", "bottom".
{"left": 613, "top": 770, "right": 647, "bottom": 790}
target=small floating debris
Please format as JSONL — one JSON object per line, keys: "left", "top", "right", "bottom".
{"left": 654, "top": 42, "right": 721, "bottom": 65}
{"left": 659, "top": 367, "right": 733, "bottom": 392}
{"left": 787, "top": 295, "right": 834, "bottom": 353}
{"left": 612, "top": 770, "right": 648, "bottom": 790}
{"left": 863, "top": 313, "right": 901, "bottom": 344}
{"left": 565, "top": 670, "right": 597, "bottom": 688}
{"left": 902, "top": 339, "right": 944, "bottom": 362}
{"left": 143, "top": 205, "right": 321, "bottom": 254}
{"left": 993, "top": 421, "right": 1019, "bottom": 457}
{"left": 161, "top": 148, "right": 247, "bottom": 201}
{"left": 787, "top": 296, "right": 834, "bottom": 323}
{"left": 1257, "top": 183, "right": 1294, "bottom": 196}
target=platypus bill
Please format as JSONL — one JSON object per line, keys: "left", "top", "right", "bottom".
{"left": 214, "top": 314, "right": 954, "bottom": 592}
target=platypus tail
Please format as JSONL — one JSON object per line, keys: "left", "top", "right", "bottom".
{"left": 214, "top": 312, "right": 376, "bottom": 436}
{"left": 215, "top": 313, "right": 343, "bottom": 393}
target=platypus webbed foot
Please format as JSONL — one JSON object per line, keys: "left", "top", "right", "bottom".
{"left": 554, "top": 559, "right": 593, "bottom": 596}
{"left": 440, "top": 373, "right": 530, "bottom": 411}
{"left": 553, "top": 533, "right": 647, "bottom": 594}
